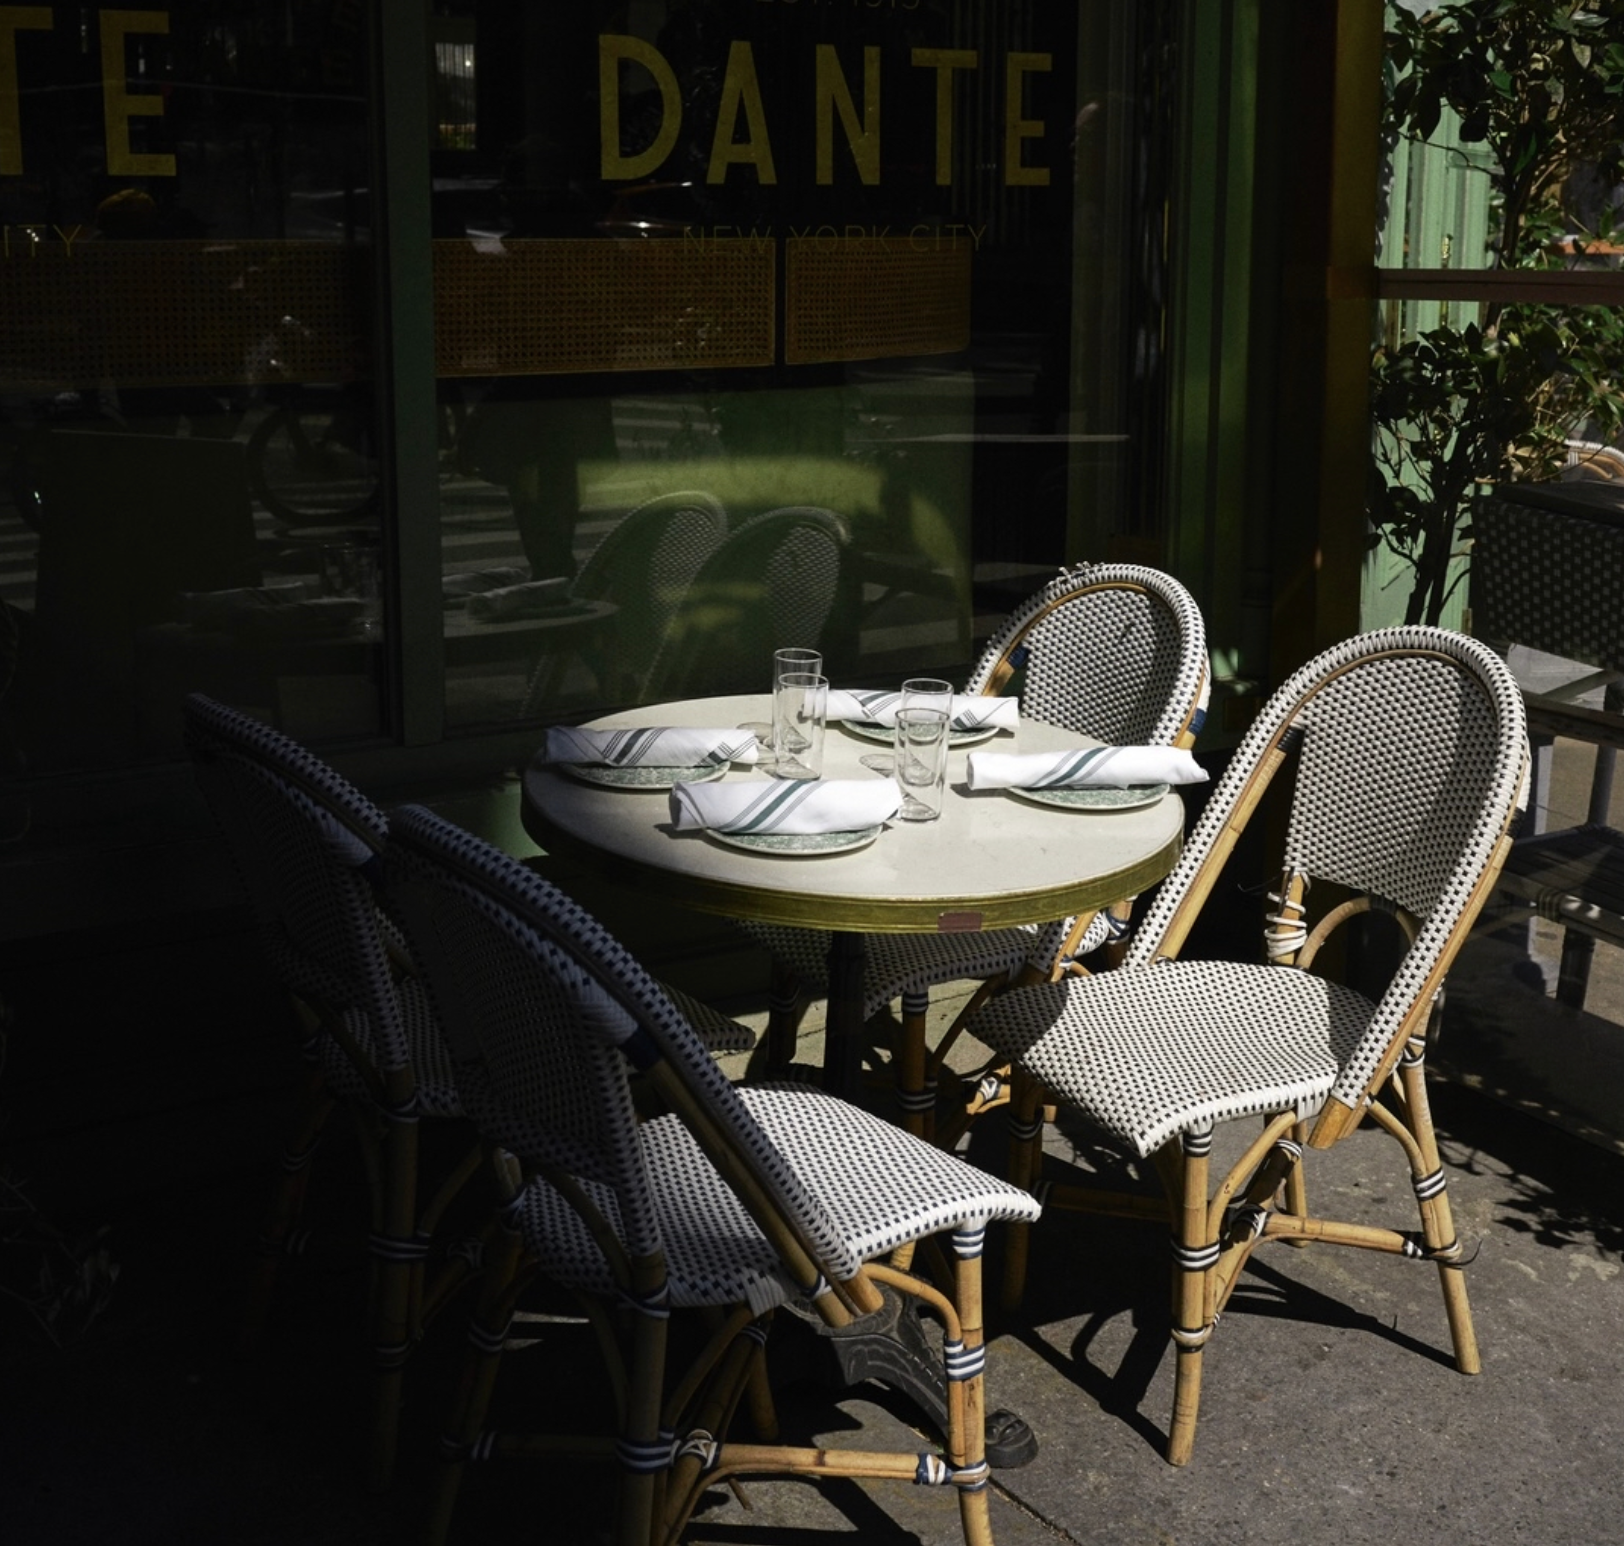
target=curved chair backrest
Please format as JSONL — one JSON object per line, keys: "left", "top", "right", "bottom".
{"left": 643, "top": 505, "right": 852, "bottom": 701}
{"left": 382, "top": 803, "right": 866, "bottom": 1302}
{"left": 1126, "top": 627, "right": 1529, "bottom": 1132}
{"left": 182, "top": 692, "right": 408, "bottom": 1076}
{"left": 967, "top": 562, "right": 1209, "bottom": 748}
{"left": 568, "top": 490, "right": 728, "bottom": 697}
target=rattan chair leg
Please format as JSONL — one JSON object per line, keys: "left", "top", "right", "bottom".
{"left": 893, "top": 989, "right": 933, "bottom": 1139}
{"left": 1398, "top": 1048, "right": 1481, "bottom": 1375}
{"left": 951, "top": 1233, "right": 995, "bottom": 1546}
{"left": 241, "top": 1067, "right": 334, "bottom": 1350}
{"left": 743, "top": 1330, "right": 779, "bottom": 1442}
{"left": 1281, "top": 1119, "right": 1311, "bottom": 1238}
{"left": 1001, "top": 1069, "right": 1044, "bottom": 1310}
{"left": 422, "top": 1216, "right": 529, "bottom": 1546}
{"left": 1167, "top": 1128, "right": 1214, "bottom": 1466}
{"left": 657, "top": 1331, "right": 762, "bottom": 1546}
{"left": 366, "top": 1104, "right": 423, "bottom": 1491}
{"left": 618, "top": 1257, "right": 673, "bottom": 1546}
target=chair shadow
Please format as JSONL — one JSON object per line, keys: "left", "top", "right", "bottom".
{"left": 984, "top": 1130, "right": 1464, "bottom": 1462}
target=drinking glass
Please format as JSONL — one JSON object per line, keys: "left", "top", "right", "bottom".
{"left": 772, "top": 671, "right": 827, "bottom": 780}
{"left": 894, "top": 704, "right": 950, "bottom": 819}
{"left": 742, "top": 647, "right": 822, "bottom": 765}
{"left": 901, "top": 676, "right": 953, "bottom": 719}
{"left": 862, "top": 676, "right": 954, "bottom": 775}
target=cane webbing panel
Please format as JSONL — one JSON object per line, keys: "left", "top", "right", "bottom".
{"left": 1473, "top": 493, "right": 1624, "bottom": 671}
{"left": 971, "top": 960, "right": 1373, "bottom": 1157}
{"left": 432, "top": 238, "right": 775, "bottom": 376}
{"left": 384, "top": 805, "right": 1040, "bottom": 1297}
{"left": 1125, "top": 628, "right": 1527, "bottom": 1113}
{"left": 785, "top": 238, "right": 971, "bottom": 364}
{"left": 0, "top": 241, "right": 366, "bottom": 391}
{"left": 967, "top": 562, "right": 1211, "bottom": 746}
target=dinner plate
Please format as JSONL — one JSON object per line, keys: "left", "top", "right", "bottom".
{"left": 841, "top": 721, "right": 1001, "bottom": 748}
{"left": 560, "top": 761, "right": 729, "bottom": 791}
{"left": 1006, "top": 782, "right": 1170, "bottom": 812}
{"left": 704, "top": 824, "right": 882, "bottom": 856}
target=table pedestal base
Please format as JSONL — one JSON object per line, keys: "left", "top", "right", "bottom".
{"left": 776, "top": 1286, "right": 1039, "bottom": 1469}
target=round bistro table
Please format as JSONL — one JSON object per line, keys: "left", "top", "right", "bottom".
{"left": 520, "top": 692, "right": 1185, "bottom": 1098}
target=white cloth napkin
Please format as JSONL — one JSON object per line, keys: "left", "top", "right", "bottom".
{"left": 466, "top": 577, "right": 572, "bottom": 621}
{"left": 537, "top": 726, "right": 760, "bottom": 768}
{"left": 670, "top": 778, "right": 900, "bottom": 835}
{"left": 825, "top": 689, "right": 1018, "bottom": 732}
{"left": 966, "top": 746, "right": 1207, "bottom": 791}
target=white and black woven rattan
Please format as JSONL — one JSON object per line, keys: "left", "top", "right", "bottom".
{"left": 644, "top": 505, "right": 854, "bottom": 701}
{"left": 741, "top": 561, "right": 1210, "bottom": 1137}
{"left": 183, "top": 692, "right": 469, "bottom": 1489}
{"left": 1470, "top": 488, "right": 1624, "bottom": 1009}
{"left": 523, "top": 488, "right": 728, "bottom": 712}
{"left": 382, "top": 803, "right": 1040, "bottom": 1546}
{"left": 965, "top": 626, "right": 1529, "bottom": 1464}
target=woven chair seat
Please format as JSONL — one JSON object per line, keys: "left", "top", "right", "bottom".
{"left": 972, "top": 960, "right": 1373, "bottom": 1158}
{"left": 514, "top": 1086, "right": 1039, "bottom": 1311}
{"left": 738, "top": 919, "right": 1063, "bottom": 1020}
{"left": 322, "top": 978, "right": 464, "bottom": 1118}
{"left": 662, "top": 982, "right": 758, "bottom": 1055}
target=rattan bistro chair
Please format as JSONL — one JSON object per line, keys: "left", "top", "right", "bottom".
{"left": 644, "top": 504, "right": 855, "bottom": 701}
{"left": 965, "top": 627, "right": 1528, "bottom": 1464}
{"left": 743, "top": 562, "right": 1210, "bottom": 1133}
{"left": 522, "top": 489, "right": 728, "bottom": 713}
{"left": 380, "top": 805, "right": 1041, "bottom": 1546}
{"left": 183, "top": 693, "right": 473, "bottom": 1489}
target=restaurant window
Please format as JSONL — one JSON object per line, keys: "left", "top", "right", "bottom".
{"left": 423, "top": 0, "right": 1177, "bottom": 731}
{"left": 1, "top": 0, "right": 1185, "bottom": 860}
{"left": 0, "top": 0, "right": 381, "bottom": 785}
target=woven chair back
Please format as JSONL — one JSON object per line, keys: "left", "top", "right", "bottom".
{"left": 383, "top": 803, "right": 865, "bottom": 1287}
{"left": 1125, "top": 627, "right": 1528, "bottom": 1114}
{"left": 644, "top": 505, "right": 852, "bottom": 701}
{"left": 966, "top": 562, "right": 1209, "bottom": 746}
{"left": 569, "top": 489, "right": 728, "bottom": 694}
{"left": 182, "top": 693, "right": 408, "bottom": 1073}
{"left": 381, "top": 813, "right": 664, "bottom": 1260}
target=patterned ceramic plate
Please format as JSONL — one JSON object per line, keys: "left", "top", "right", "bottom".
{"left": 705, "top": 824, "right": 882, "bottom": 856}
{"left": 1006, "top": 782, "right": 1170, "bottom": 812}
{"left": 841, "top": 721, "right": 1001, "bottom": 748}
{"left": 560, "top": 761, "right": 729, "bottom": 791}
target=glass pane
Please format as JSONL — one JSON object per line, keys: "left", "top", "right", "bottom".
{"left": 1382, "top": 5, "right": 1624, "bottom": 273}
{"left": 428, "top": 0, "right": 1108, "bottom": 728}
{"left": 0, "top": 3, "right": 381, "bottom": 785}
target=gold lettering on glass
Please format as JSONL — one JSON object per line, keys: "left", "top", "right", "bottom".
{"left": 814, "top": 43, "right": 880, "bottom": 187}
{"left": 102, "top": 9, "right": 176, "bottom": 178}
{"left": 708, "top": 40, "right": 776, "bottom": 185}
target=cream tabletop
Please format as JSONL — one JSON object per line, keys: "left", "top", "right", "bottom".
{"left": 520, "top": 692, "right": 1185, "bottom": 937}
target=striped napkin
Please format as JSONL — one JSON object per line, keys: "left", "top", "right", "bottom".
{"left": 670, "top": 778, "right": 900, "bottom": 835}
{"left": 966, "top": 746, "right": 1207, "bottom": 791}
{"left": 537, "top": 726, "right": 760, "bottom": 768}
{"left": 826, "top": 690, "right": 1019, "bottom": 732}
{"left": 466, "top": 577, "right": 572, "bottom": 621}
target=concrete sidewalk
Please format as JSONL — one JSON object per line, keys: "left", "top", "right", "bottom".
{"left": 4, "top": 986, "right": 1621, "bottom": 1546}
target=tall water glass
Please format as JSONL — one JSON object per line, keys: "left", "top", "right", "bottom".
{"left": 747, "top": 646, "right": 821, "bottom": 765}
{"left": 772, "top": 671, "right": 827, "bottom": 780}
{"left": 894, "top": 704, "right": 950, "bottom": 819}
{"left": 900, "top": 676, "right": 954, "bottom": 722}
